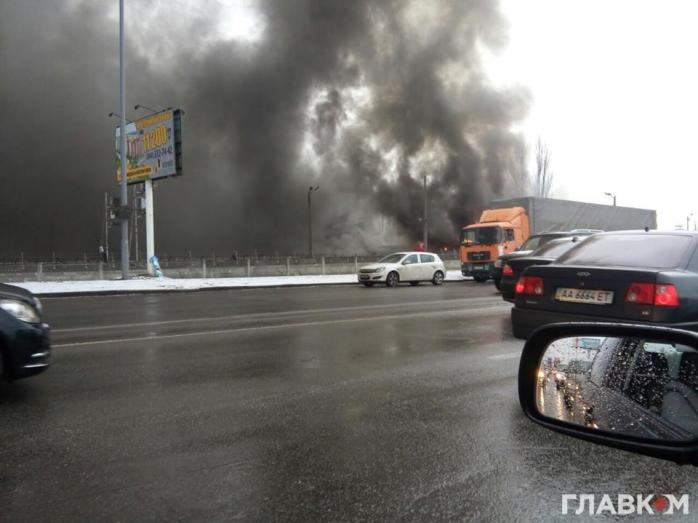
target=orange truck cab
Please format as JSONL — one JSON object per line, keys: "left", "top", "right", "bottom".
{"left": 459, "top": 207, "right": 530, "bottom": 282}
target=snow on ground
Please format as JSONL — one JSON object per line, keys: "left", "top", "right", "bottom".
{"left": 15, "top": 271, "right": 468, "bottom": 296}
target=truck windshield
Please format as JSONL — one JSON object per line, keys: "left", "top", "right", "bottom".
{"left": 461, "top": 226, "right": 502, "bottom": 246}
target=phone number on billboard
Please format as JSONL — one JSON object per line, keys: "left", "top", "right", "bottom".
{"left": 146, "top": 146, "right": 174, "bottom": 160}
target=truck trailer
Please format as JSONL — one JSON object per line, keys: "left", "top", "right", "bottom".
{"left": 459, "top": 196, "right": 657, "bottom": 281}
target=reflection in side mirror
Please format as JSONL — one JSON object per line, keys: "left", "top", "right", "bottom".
{"left": 536, "top": 335, "right": 698, "bottom": 442}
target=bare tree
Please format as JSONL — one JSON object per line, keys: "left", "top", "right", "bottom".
{"left": 535, "top": 138, "right": 554, "bottom": 198}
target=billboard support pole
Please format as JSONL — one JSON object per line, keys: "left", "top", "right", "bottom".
{"left": 145, "top": 179, "right": 155, "bottom": 275}
{"left": 118, "top": 0, "right": 130, "bottom": 278}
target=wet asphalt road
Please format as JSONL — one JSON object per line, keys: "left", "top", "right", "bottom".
{"left": 2, "top": 282, "right": 697, "bottom": 521}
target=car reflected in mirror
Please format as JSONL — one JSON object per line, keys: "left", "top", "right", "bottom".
{"left": 518, "top": 323, "right": 698, "bottom": 464}
{"left": 536, "top": 335, "right": 698, "bottom": 441}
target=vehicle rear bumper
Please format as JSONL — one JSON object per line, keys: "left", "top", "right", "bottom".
{"left": 510, "top": 306, "right": 698, "bottom": 340}
{"left": 461, "top": 263, "right": 494, "bottom": 277}
{"left": 500, "top": 280, "right": 516, "bottom": 302}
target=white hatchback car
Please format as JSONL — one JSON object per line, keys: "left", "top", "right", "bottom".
{"left": 357, "top": 252, "right": 446, "bottom": 287}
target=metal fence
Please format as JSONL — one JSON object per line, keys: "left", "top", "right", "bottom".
{"left": 0, "top": 250, "right": 460, "bottom": 274}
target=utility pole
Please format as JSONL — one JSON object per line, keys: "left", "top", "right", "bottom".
{"left": 307, "top": 186, "right": 319, "bottom": 257}
{"left": 687, "top": 213, "right": 694, "bottom": 231}
{"left": 423, "top": 176, "right": 428, "bottom": 251}
{"left": 604, "top": 192, "right": 616, "bottom": 207}
{"left": 118, "top": 0, "right": 130, "bottom": 278}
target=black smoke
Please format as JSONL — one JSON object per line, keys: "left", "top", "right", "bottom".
{"left": 0, "top": 0, "right": 529, "bottom": 258}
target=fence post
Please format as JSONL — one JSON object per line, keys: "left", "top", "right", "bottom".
{"left": 189, "top": 250, "right": 193, "bottom": 267}
{"left": 354, "top": 256, "right": 358, "bottom": 273}
{"left": 246, "top": 257, "right": 251, "bottom": 277}
{"left": 202, "top": 258, "right": 207, "bottom": 279}
{"left": 286, "top": 257, "right": 291, "bottom": 276}
{"left": 37, "top": 262, "right": 43, "bottom": 281}
{"left": 83, "top": 252, "right": 87, "bottom": 268}
{"left": 52, "top": 251, "right": 56, "bottom": 270}
{"left": 321, "top": 256, "right": 325, "bottom": 275}
{"left": 98, "top": 261, "right": 104, "bottom": 280}
{"left": 212, "top": 251, "right": 216, "bottom": 267}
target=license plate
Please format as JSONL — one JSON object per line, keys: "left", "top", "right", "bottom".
{"left": 555, "top": 287, "right": 614, "bottom": 305}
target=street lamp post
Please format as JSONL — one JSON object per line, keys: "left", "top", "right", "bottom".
{"left": 604, "top": 192, "right": 616, "bottom": 207}
{"left": 108, "top": 112, "right": 132, "bottom": 123}
{"left": 307, "top": 186, "right": 319, "bottom": 257}
{"left": 118, "top": 0, "right": 129, "bottom": 279}
{"left": 135, "top": 104, "right": 172, "bottom": 113}
{"left": 687, "top": 213, "right": 694, "bottom": 231}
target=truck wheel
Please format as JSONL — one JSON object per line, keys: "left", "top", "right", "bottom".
{"left": 432, "top": 271, "right": 444, "bottom": 285}
{"left": 473, "top": 274, "right": 488, "bottom": 283}
{"left": 386, "top": 272, "right": 399, "bottom": 288}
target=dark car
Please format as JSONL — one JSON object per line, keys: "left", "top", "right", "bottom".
{"left": 0, "top": 283, "right": 50, "bottom": 381}
{"left": 511, "top": 231, "right": 698, "bottom": 339}
{"left": 492, "top": 230, "right": 599, "bottom": 290}
{"left": 499, "top": 236, "right": 590, "bottom": 302}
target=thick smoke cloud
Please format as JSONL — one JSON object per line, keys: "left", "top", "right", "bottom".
{"left": 0, "top": 0, "right": 529, "bottom": 258}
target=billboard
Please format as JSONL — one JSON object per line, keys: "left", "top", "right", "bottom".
{"left": 115, "top": 109, "right": 182, "bottom": 184}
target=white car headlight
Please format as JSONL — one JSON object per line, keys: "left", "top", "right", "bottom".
{"left": 375, "top": 267, "right": 385, "bottom": 273}
{"left": 0, "top": 299, "right": 40, "bottom": 323}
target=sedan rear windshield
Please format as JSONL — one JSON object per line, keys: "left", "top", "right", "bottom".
{"left": 555, "top": 234, "right": 693, "bottom": 269}
{"left": 520, "top": 234, "right": 561, "bottom": 251}
{"left": 532, "top": 239, "right": 580, "bottom": 259}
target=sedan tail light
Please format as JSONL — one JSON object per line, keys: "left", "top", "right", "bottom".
{"left": 625, "top": 283, "right": 679, "bottom": 307}
{"left": 655, "top": 284, "right": 680, "bottom": 307}
{"left": 515, "top": 276, "right": 544, "bottom": 296}
{"left": 625, "top": 283, "right": 654, "bottom": 305}
{"left": 502, "top": 264, "right": 514, "bottom": 277}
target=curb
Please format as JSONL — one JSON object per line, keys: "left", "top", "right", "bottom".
{"left": 31, "top": 277, "right": 475, "bottom": 298}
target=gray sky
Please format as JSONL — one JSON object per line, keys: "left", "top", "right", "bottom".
{"left": 488, "top": 0, "right": 698, "bottom": 230}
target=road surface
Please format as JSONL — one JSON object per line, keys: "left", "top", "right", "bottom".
{"left": 1, "top": 283, "right": 696, "bottom": 521}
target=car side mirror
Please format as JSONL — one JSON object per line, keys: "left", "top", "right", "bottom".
{"left": 402, "top": 260, "right": 410, "bottom": 265}
{"left": 518, "top": 323, "right": 698, "bottom": 465}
